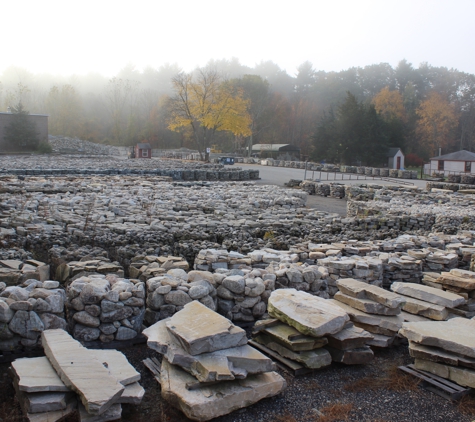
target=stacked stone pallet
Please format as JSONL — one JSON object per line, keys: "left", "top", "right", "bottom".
{"left": 66, "top": 274, "right": 145, "bottom": 342}
{"left": 128, "top": 255, "right": 189, "bottom": 281}
{"left": 331, "top": 278, "right": 427, "bottom": 348}
{"left": 143, "top": 301, "right": 285, "bottom": 421}
{"left": 10, "top": 329, "right": 144, "bottom": 422}
{"left": 144, "top": 269, "right": 217, "bottom": 326}
{"left": 54, "top": 256, "right": 124, "bottom": 285}
{"left": 330, "top": 183, "right": 345, "bottom": 199}
{"left": 0, "top": 258, "right": 49, "bottom": 286}
{"left": 1, "top": 279, "right": 67, "bottom": 352}
{"left": 400, "top": 318, "right": 475, "bottom": 389}
{"left": 376, "top": 252, "right": 423, "bottom": 288}
{"left": 252, "top": 289, "right": 374, "bottom": 366}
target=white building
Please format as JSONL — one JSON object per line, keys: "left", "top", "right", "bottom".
{"left": 424, "top": 150, "right": 475, "bottom": 176}
{"left": 387, "top": 147, "right": 405, "bottom": 169}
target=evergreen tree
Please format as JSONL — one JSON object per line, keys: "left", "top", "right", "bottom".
{"left": 4, "top": 102, "right": 39, "bottom": 150}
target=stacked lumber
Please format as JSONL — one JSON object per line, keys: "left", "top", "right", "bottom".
{"left": 331, "top": 278, "right": 428, "bottom": 348}
{"left": 252, "top": 289, "right": 374, "bottom": 367}
{"left": 400, "top": 318, "right": 475, "bottom": 389}
{"left": 10, "top": 329, "right": 144, "bottom": 422}
{"left": 143, "top": 300, "right": 285, "bottom": 421}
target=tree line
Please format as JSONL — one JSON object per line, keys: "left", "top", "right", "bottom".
{"left": 1, "top": 59, "right": 474, "bottom": 162}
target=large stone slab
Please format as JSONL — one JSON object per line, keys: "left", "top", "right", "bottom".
{"left": 334, "top": 292, "right": 400, "bottom": 316}
{"left": 336, "top": 278, "right": 405, "bottom": 309}
{"left": 253, "top": 333, "right": 332, "bottom": 369}
{"left": 399, "top": 318, "right": 475, "bottom": 358}
{"left": 409, "top": 341, "right": 475, "bottom": 370}
{"left": 160, "top": 358, "right": 286, "bottom": 421}
{"left": 253, "top": 319, "right": 328, "bottom": 351}
{"left": 390, "top": 282, "right": 466, "bottom": 308}
{"left": 119, "top": 382, "right": 145, "bottom": 405}
{"left": 26, "top": 398, "right": 77, "bottom": 422}
{"left": 11, "top": 356, "right": 70, "bottom": 393}
{"left": 90, "top": 349, "right": 140, "bottom": 386}
{"left": 41, "top": 329, "right": 124, "bottom": 415}
{"left": 325, "top": 346, "right": 374, "bottom": 365}
{"left": 165, "top": 301, "right": 247, "bottom": 356}
{"left": 399, "top": 296, "right": 448, "bottom": 321}
{"left": 326, "top": 324, "right": 373, "bottom": 350}
{"left": 267, "top": 289, "right": 349, "bottom": 337}
{"left": 414, "top": 358, "right": 475, "bottom": 388}
{"left": 434, "top": 272, "right": 475, "bottom": 290}
{"left": 78, "top": 402, "right": 122, "bottom": 422}
{"left": 144, "top": 319, "right": 274, "bottom": 382}
{"left": 366, "top": 333, "right": 395, "bottom": 348}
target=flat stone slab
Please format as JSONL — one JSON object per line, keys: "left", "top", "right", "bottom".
{"left": 160, "top": 358, "right": 286, "bottom": 421}
{"left": 11, "top": 356, "right": 70, "bottom": 393}
{"left": 326, "top": 324, "right": 373, "bottom": 350}
{"left": 42, "top": 329, "right": 124, "bottom": 415}
{"left": 267, "top": 289, "right": 349, "bottom": 337}
{"left": 336, "top": 278, "right": 405, "bottom": 309}
{"left": 399, "top": 296, "right": 448, "bottom": 321}
{"left": 253, "top": 319, "right": 328, "bottom": 351}
{"left": 334, "top": 292, "right": 401, "bottom": 316}
{"left": 399, "top": 318, "right": 475, "bottom": 358}
{"left": 165, "top": 301, "right": 247, "bottom": 356}
{"left": 26, "top": 399, "right": 77, "bottom": 422}
{"left": 414, "top": 358, "right": 475, "bottom": 388}
{"left": 434, "top": 272, "right": 475, "bottom": 290}
{"left": 78, "top": 402, "right": 122, "bottom": 422}
{"left": 119, "top": 382, "right": 145, "bottom": 404}
{"left": 366, "top": 333, "right": 395, "bottom": 348}
{"left": 409, "top": 341, "right": 475, "bottom": 370}
{"left": 391, "top": 282, "right": 466, "bottom": 308}
{"left": 91, "top": 350, "right": 140, "bottom": 386}
{"left": 253, "top": 333, "right": 332, "bottom": 369}
{"left": 325, "top": 345, "right": 374, "bottom": 365}
{"left": 144, "top": 319, "right": 274, "bottom": 382}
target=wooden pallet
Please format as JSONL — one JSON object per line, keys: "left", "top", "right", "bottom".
{"left": 399, "top": 364, "right": 471, "bottom": 400}
{"left": 248, "top": 340, "right": 313, "bottom": 376}
{"left": 83, "top": 333, "right": 147, "bottom": 350}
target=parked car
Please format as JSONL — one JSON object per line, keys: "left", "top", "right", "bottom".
{"left": 219, "top": 157, "right": 235, "bottom": 165}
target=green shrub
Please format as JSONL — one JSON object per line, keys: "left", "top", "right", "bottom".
{"left": 37, "top": 141, "right": 53, "bottom": 154}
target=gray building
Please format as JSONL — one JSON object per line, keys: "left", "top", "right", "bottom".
{"left": 0, "top": 112, "right": 49, "bottom": 151}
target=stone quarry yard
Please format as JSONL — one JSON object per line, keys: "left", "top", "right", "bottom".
{"left": 2, "top": 341, "right": 475, "bottom": 422}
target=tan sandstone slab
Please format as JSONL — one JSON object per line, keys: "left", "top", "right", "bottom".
{"left": 414, "top": 358, "right": 475, "bottom": 388}
{"left": 409, "top": 341, "right": 475, "bottom": 370}
{"left": 144, "top": 319, "right": 274, "bottom": 383}
{"left": 326, "top": 324, "right": 373, "bottom": 350}
{"left": 42, "top": 329, "right": 124, "bottom": 415}
{"left": 336, "top": 278, "right": 405, "bottom": 309}
{"left": 334, "top": 292, "right": 401, "bottom": 316}
{"left": 160, "top": 358, "right": 286, "bottom": 421}
{"left": 399, "top": 296, "right": 448, "bottom": 321}
{"left": 90, "top": 350, "right": 140, "bottom": 386}
{"left": 399, "top": 318, "right": 475, "bottom": 358}
{"left": 391, "top": 282, "right": 465, "bottom": 308}
{"left": 78, "top": 402, "right": 122, "bottom": 422}
{"left": 434, "top": 273, "right": 475, "bottom": 290}
{"left": 267, "top": 289, "right": 349, "bottom": 337}
{"left": 165, "top": 301, "right": 247, "bottom": 356}
{"left": 119, "top": 382, "right": 145, "bottom": 405}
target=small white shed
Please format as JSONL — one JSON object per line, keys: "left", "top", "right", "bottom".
{"left": 425, "top": 150, "right": 475, "bottom": 175}
{"left": 387, "top": 148, "right": 405, "bottom": 169}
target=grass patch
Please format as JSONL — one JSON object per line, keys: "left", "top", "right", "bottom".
{"left": 317, "top": 402, "right": 353, "bottom": 422}
{"left": 457, "top": 394, "right": 475, "bottom": 415}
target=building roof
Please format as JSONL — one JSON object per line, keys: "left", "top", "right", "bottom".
{"left": 136, "top": 142, "right": 151, "bottom": 149}
{"left": 430, "top": 150, "right": 475, "bottom": 161}
{"left": 0, "top": 112, "right": 49, "bottom": 117}
{"left": 251, "top": 144, "right": 300, "bottom": 152}
{"left": 387, "top": 147, "right": 403, "bottom": 157}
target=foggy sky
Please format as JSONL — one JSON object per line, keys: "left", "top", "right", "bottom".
{"left": 3, "top": 0, "right": 475, "bottom": 78}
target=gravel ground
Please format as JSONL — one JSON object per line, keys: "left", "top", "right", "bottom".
{"left": 2, "top": 340, "right": 474, "bottom": 422}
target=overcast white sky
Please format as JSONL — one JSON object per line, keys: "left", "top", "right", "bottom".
{"left": 2, "top": 0, "right": 474, "bottom": 77}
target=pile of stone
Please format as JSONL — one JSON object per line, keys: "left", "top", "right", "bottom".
{"left": 48, "top": 136, "right": 119, "bottom": 155}
{"left": 377, "top": 252, "right": 424, "bottom": 288}
{"left": 10, "top": 329, "right": 144, "bottom": 421}
{"left": 400, "top": 318, "right": 475, "bottom": 389}
{"left": 0, "top": 258, "right": 49, "bottom": 286}
{"left": 143, "top": 301, "right": 285, "bottom": 421}
{"left": 331, "top": 278, "right": 423, "bottom": 348}
{"left": 54, "top": 257, "right": 124, "bottom": 284}
{"left": 252, "top": 289, "right": 374, "bottom": 366}
{"left": 144, "top": 269, "right": 217, "bottom": 326}
{"left": 1, "top": 279, "right": 67, "bottom": 352}
{"left": 129, "top": 255, "right": 189, "bottom": 281}
{"left": 66, "top": 274, "right": 145, "bottom": 342}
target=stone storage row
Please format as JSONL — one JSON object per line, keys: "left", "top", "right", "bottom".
{"left": 66, "top": 274, "right": 146, "bottom": 343}
{"left": 143, "top": 301, "right": 286, "bottom": 421}
{"left": 10, "top": 329, "right": 144, "bottom": 422}
{"left": 252, "top": 289, "right": 375, "bottom": 368}
{"left": 427, "top": 180, "right": 475, "bottom": 190}
{"left": 0, "top": 279, "right": 67, "bottom": 352}
{"left": 399, "top": 318, "right": 475, "bottom": 390}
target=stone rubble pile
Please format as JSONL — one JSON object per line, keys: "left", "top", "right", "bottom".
{"left": 129, "top": 255, "right": 189, "bottom": 281}
{"left": 252, "top": 289, "right": 374, "bottom": 367}
{"left": 54, "top": 256, "right": 124, "bottom": 285}
{"left": 66, "top": 274, "right": 145, "bottom": 343}
{"left": 143, "top": 301, "right": 286, "bottom": 421}
{"left": 10, "top": 329, "right": 144, "bottom": 422}
{"left": 48, "top": 136, "right": 121, "bottom": 155}
{"left": 0, "top": 258, "right": 49, "bottom": 286}
{"left": 399, "top": 318, "right": 475, "bottom": 389}
{"left": 0, "top": 279, "right": 67, "bottom": 351}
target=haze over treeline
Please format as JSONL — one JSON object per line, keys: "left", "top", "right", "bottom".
{"left": 1, "top": 58, "right": 474, "bottom": 162}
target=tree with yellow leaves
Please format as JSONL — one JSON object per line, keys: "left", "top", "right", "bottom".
{"left": 416, "top": 91, "right": 458, "bottom": 156}
{"left": 372, "top": 86, "right": 406, "bottom": 122}
{"left": 167, "top": 68, "right": 251, "bottom": 160}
